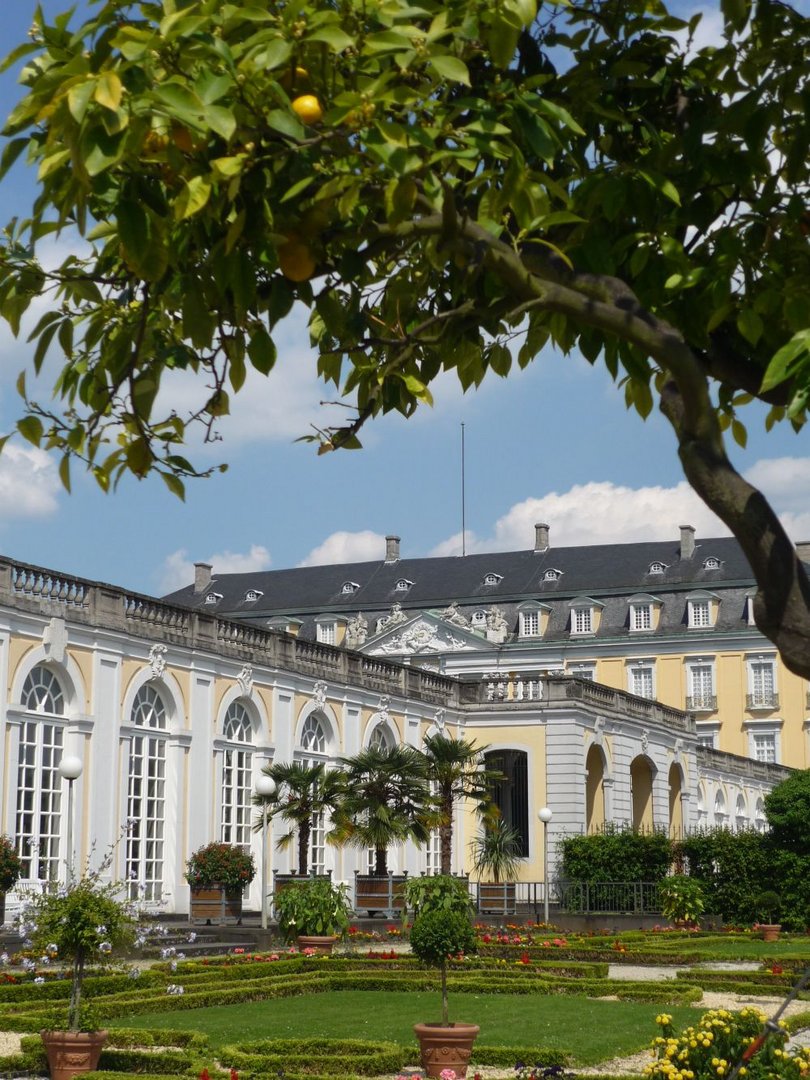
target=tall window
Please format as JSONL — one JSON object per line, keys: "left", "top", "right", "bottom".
{"left": 484, "top": 750, "right": 529, "bottom": 857}
{"left": 425, "top": 781, "right": 442, "bottom": 876}
{"left": 300, "top": 713, "right": 327, "bottom": 873}
{"left": 629, "top": 665, "right": 654, "bottom": 700}
{"left": 126, "top": 685, "right": 167, "bottom": 902}
{"left": 687, "top": 664, "right": 715, "bottom": 710}
{"left": 221, "top": 702, "right": 253, "bottom": 849}
{"left": 16, "top": 666, "right": 66, "bottom": 882}
{"left": 367, "top": 724, "right": 394, "bottom": 871}
{"left": 752, "top": 732, "right": 776, "bottom": 763}
{"left": 748, "top": 660, "right": 777, "bottom": 708}
{"left": 572, "top": 606, "right": 593, "bottom": 635}
{"left": 316, "top": 622, "right": 336, "bottom": 645}
{"left": 520, "top": 611, "right": 540, "bottom": 637}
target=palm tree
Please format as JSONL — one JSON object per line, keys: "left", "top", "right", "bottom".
{"left": 253, "top": 761, "right": 345, "bottom": 876}
{"left": 331, "top": 745, "right": 434, "bottom": 876}
{"left": 419, "top": 733, "right": 499, "bottom": 876}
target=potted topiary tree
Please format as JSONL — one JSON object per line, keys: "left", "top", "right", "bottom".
{"left": 755, "top": 889, "right": 782, "bottom": 941}
{"left": 185, "top": 842, "right": 255, "bottom": 925}
{"left": 272, "top": 876, "right": 352, "bottom": 954}
{"left": 0, "top": 835, "right": 22, "bottom": 925}
{"left": 409, "top": 907, "right": 479, "bottom": 1078}
{"left": 20, "top": 873, "right": 135, "bottom": 1080}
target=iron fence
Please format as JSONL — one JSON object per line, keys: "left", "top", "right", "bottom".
{"left": 555, "top": 880, "right": 663, "bottom": 915}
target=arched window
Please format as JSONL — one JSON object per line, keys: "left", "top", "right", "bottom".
{"left": 368, "top": 724, "right": 394, "bottom": 751}
{"left": 16, "top": 665, "right": 66, "bottom": 882}
{"left": 483, "top": 749, "right": 529, "bottom": 857}
{"left": 299, "top": 713, "right": 328, "bottom": 872}
{"left": 755, "top": 798, "right": 767, "bottom": 832}
{"left": 714, "top": 789, "right": 727, "bottom": 826}
{"left": 735, "top": 794, "right": 747, "bottom": 832}
{"left": 125, "top": 685, "right": 168, "bottom": 902}
{"left": 221, "top": 702, "right": 254, "bottom": 848}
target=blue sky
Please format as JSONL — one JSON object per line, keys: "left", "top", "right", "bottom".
{"left": 1, "top": 1, "right": 809, "bottom": 597}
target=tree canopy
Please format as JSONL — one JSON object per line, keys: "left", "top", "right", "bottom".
{"left": 1, "top": 0, "right": 810, "bottom": 672}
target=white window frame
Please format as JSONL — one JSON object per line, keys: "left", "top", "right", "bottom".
{"left": 125, "top": 685, "right": 168, "bottom": 903}
{"left": 630, "top": 602, "right": 653, "bottom": 632}
{"left": 220, "top": 702, "right": 254, "bottom": 850}
{"left": 204, "top": 592, "right": 223, "bottom": 605}
{"left": 703, "top": 557, "right": 722, "bottom": 570}
{"left": 316, "top": 621, "right": 336, "bottom": 645}
{"left": 571, "top": 605, "right": 593, "bottom": 635}
{"left": 520, "top": 610, "right": 540, "bottom": 637}
{"left": 695, "top": 721, "right": 720, "bottom": 749}
{"left": 394, "top": 579, "right": 413, "bottom": 592}
{"left": 568, "top": 662, "right": 596, "bottom": 681}
{"left": 688, "top": 598, "right": 712, "bottom": 628}
{"left": 744, "top": 718, "right": 782, "bottom": 764}
{"left": 627, "top": 661, "right": 655, "bottom": 700}
{"left": 648, "top": 561, "right": 667, "bottom": 574}
{"left": 245, "top": 590, "right": 263, "bottom": 602}
{"left": 471, "top": 610, "right": 487, "bottom": 628}
{"left": 685, "top": 658, "right": 716, "bottom": 712}
{"left": 543, "top": 568, "right": 562, "bottom": 582}
{"left": 746, "top": 653, "right": 778, "bottom": 710}
{"left": 298, "top": 713, "right": 330, "bottom": 875}
{"left": 341, "top": 582, "right": 359, "bottom": 595}
{"left": 483, "top": 572, "right": 502, "bottom": 586}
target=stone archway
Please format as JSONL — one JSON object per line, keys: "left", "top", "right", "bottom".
{"left": 585, "top": 744, "right": 606, "bottom": 833}
{"left": 630, "top": 755, "right": 655, "bottom": 830}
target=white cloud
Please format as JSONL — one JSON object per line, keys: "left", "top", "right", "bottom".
{"left": 427, "top": 457, "right": 810, "bottom": 555}
{"left": 157, "top": 544, "right": 272, "bottom": 594}
{"left": 298, "top": 530, "right": 386, "bottom": 567}
{"left": 0, "top": 444, "right": 60, "bottom": 520}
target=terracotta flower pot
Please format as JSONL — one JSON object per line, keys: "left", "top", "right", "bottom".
{"left": 761, "top": 923, "right": 781, "bottom": 942}
{"left": 41, "top": 1029, "right": 108, "bottom": 1080}
{"left": 413, "top": 1021, "right": 480, "bottom": 1078}
{"left": 296, "top": 934, "right": 337, "bottom": 955}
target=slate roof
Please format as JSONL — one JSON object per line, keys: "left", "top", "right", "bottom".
{"left": 162, "top": 535, "right": 756, "bottom": 642}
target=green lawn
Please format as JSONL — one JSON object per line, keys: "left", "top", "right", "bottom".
{"left": 121, "top": 991, "right": 703, "bottom": 1065}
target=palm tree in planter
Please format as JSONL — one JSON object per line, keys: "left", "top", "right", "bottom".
{"left": 470, "top": 817, "right": 522, "bottom": 915}
{"left": 332, "top": 744, "right": 434, "bottom": 915}
{"left": 419, "top": 733, "right": 500, "bottom": 876}
{"left": 253, "top": 761, "right": 345, "bottom": 877}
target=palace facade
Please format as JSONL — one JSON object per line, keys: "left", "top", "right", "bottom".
{"left": 0, "top": 541, "right": 793, "bottom": 918}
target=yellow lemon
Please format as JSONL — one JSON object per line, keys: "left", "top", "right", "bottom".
{"left": 278, "top": 235, "right": 316, "bottom": 282}
{"left": 292, "top": 94, "right": 323, "bottom": 124}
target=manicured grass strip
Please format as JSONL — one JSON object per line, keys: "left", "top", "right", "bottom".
{"left": 121, "top": 990, "right": 704, "bottom": 1065}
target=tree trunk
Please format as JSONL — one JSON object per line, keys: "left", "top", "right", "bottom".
{"left": 68, "top": 949, "right": 85, "bottom": 1031}
{"left": 297, "top": 820, "right": 310, "bottom": 876}
{"left": 374, "top": 846, "right": 388, "bottom": 876}
{"left": 441, "top": 960, "right": 449, "bottom": 1026}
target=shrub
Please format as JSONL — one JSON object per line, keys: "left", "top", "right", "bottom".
{"left": 677, "top": 828, "right": 769, "bottom": 924}
{"left": 185, "top": 843, "right": 255, "bottom": 891}
{"left": 559, "top": 826, "right": 673, "bottom": 886}
{"left": 755, "top": 889, "right": 782, "bottom": 924}
{"left": 0, "top": 836, "right": 22, "bottom": 893}
{"left": 273, "top": 877, "right": 352, "bottom": 941}
{"left": 402, "top": 873, "right": 473, "bottom": 918}
{"left": 659, "top": 875, "right": 705, "bottom": 927}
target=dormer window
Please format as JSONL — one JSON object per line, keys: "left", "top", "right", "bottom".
{"left": 703, "top": 557, "right": 721, "bottom": 570}
{"left": 471, "top": 610, "right": 487, "bottom": 627}
{"left": 204, "top": 592, "right": 222, "bottom": 605}
{"left": 317, "top": 621, "right": 336, "bottom": 645}
{"left": 543, "top": 568, "right": 562, "bottom": 582}
{"left": 341, "top": 581, "right": 360, "bottom": 594}
{"left": 521, "top": 611, "right": 540, "bottom": 637}
{"left": 395, "top": 578, "right": 414, "bottom": 592}
{"left": 686, "top": 590, "right": 719, "bottom": 629}
{"left": 569, "top": 596, "right": 602, "bottom": 637}
{"left": 245, "top": 589, "right": 263, "bottom": 602}
{"left": 483, "top": 572, "right": 502, "bottom": 586}
{"left": 649, "top": 561, "right": 667, "bottom": 574}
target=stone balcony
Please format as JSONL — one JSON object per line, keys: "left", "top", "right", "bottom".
{"left": 696, "top": 745, "right": 793, "bottom": 783}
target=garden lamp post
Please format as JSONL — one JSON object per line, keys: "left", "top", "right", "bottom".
{"left": 255, "top": 774, "right": 276, "bottom": 930}
{"left": 538, "top": 806, "right": 553, "bottom": 925}
{"left": 58, "top": 755, "right": 83, "bottom": 885}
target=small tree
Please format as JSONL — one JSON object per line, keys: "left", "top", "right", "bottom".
{"left": 764, "top": 770, "right": 810, "bottom": 856}
{"left": 470, "top": 818, "right": 522, "bottom": 884}
{"left": 409, "top": 909, "right": 477, "bottom": 1026}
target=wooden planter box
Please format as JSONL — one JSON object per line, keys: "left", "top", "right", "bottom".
{"left": 189, "top": 886, "right": 243, "bottom": 925}
{"left": 354, "top": 873, "right": 408, "bottom": 917}
{"left": 476, "top": 881, "right": 516, "bottom": 915}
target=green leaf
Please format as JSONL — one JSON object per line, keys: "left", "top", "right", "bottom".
{"left": 204, "top": 104, "right": 237, "bottom": 141}
{"left": 737, "top": 308, "right": 763, "bottom": 347}
{"left": 731, "top": 418, "right": 748, "bottom": 448}
{"left": 59, "top": 454, "right": 71, "bottom": 494}
{"left": 761, "top": 330, "right": 810, "bottom": 392}
{"left": 67, "top": 80, "right": 96, "bottom": 124}
{"left": 265, "top": 109, "right": 306, "bottom": 140}
{"left": 0, "top": 137, "right": 28, "bottom": 182}
{"left": 160, "top": 471, "right": 186, "bottom": 500}
{"left": 721, "top": 0, "right": 751, "bottom": 32}
{"left": 117, "top": 200, "right": 149, "bottom": 265}
{"left": 17, "top": 416, "right": 43, "bottom": 445}
{"left": 174, "top": 176, "right": 212, "bottom": 220}
{"left": 307, "top": 26, "right": 354, "bottom": 51}
{"left": 637, "top": 170, "right": 681, "bottom": 206}
{"left": 94, "top": 71, "right": 123, "bottom": 112}
{"left": 428, "top": 55, "right": 471, "bottom": 86}
{"left": 247, "top": 325, "right": 277, "bottom": 375}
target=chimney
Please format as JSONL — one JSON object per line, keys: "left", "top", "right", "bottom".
{"left": 534, "top": 523, "right": 550, "bottom": 553}
{"left": 385, "top": 535, "right": 400, "bottom": 563}
{"left": 679, "top": 525, "right": 696, "bottom": 561}
{"left": 797, "top": 541, "right": 810, "bottom": 564}
{"left": 193, "top": 562, "right": 213, "bottom": 594}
